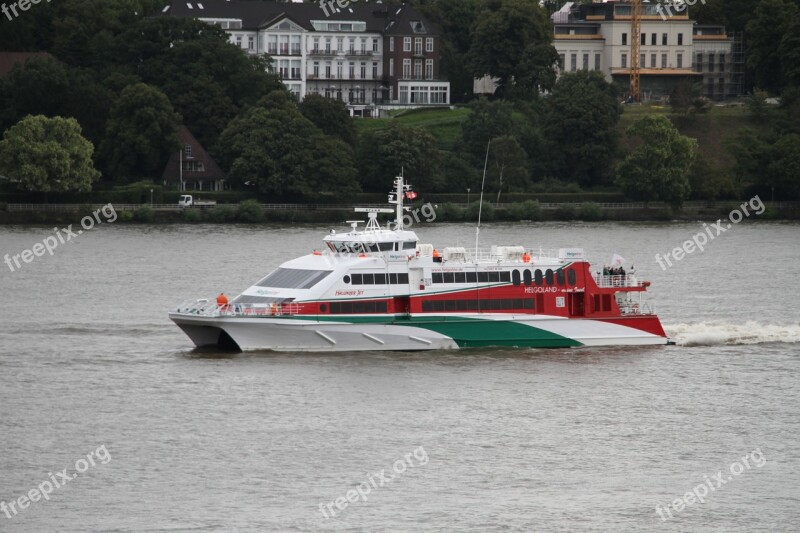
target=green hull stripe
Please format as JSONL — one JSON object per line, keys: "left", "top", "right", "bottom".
{"left": 283, "top": 315, "right": 582, "bottom": 349}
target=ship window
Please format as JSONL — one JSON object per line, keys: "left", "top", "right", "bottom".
{"left": 351, "top": 274, "right": 363, "bottom": 285}
{"left": 556, "top": 269, "right": 566, "bottom": 286}
{"left": 602, "top": 294, "right": 612, "bottom": 311}
{"left": 343, "top": 275, "right": 351, "bottom": 284}
{"left": 445, "top": 300, "right": 457, "bottom": 311}
{"left": 256, "top": 268, "right": 332, "bottom": 289}
{"left": 455, "top": 272, "right": 466, "bottom": 283}
{"left": 523, "top": 269, "right": 532, "bottom": 286}
{"left": 478, "top": 272, "right": 489, "bottom": 283}
{"left": 432, "top": 273, "right": 443, "bottom": 284}
{"left": 320, "top": 304, "right": 327, "bottom": 312}
{"left": 545, "top": 269, "right": 554, "bottom": 286}
{"left": 500, "top": 271, "right": 511, "bottom": 283}
{"left": 534, "top": 269, "right": 543, "bottom": 286}
{"left": 365, "top": 243, "right": 380, "bottom": 253}
{"left": 379, "top": 242, "right": 394, "bottom": 251}
{"left": 374, "top": 273, "right": 387, "bottom": 284}
{"left": 389, "top": 273, "right": 409, "bottom": 284}
{"left": 362, "top": 273, "right": 375, "bottom": 285}
{"left": 488, "top": 272, "right": 500, "bottom": 283}
{"left": 466, "top": 272, "right": 477, "bottom": 283}
{"left": 402, "top": 241, "right": 417, "bottom": 250}
{"left": 512, "top": 270, "right": 521, "bottom": 286}
{"left": 568, "top": 270, "right": 577, "bottom": 286}
{"left": 443, "top": 272, "right": 455, "bottom": 284}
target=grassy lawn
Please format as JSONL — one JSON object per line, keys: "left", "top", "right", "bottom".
{"left": 355, "top": 107, "right": 470, "bottom": 151}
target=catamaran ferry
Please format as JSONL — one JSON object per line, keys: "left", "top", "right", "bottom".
{"left": 170, "top": 176, "right": 669, "bottom": 351}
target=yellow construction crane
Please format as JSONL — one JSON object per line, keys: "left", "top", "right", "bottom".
{"left": 630, "top": 0, "right": 642, "bottom": 102}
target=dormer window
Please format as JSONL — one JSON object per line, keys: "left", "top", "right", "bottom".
{"left": 183, "top": 144, "right": 192, "bottom": 158}
{"left": 412, "top": 21, "right": 426, "bottom": 34}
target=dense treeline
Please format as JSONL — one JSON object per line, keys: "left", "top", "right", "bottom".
{"left": 0, "top": 0, "right": 798, "bottom": 203}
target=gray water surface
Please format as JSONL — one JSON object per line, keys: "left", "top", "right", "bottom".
{"left": 1, "top": 221, "right": 798, "bottom": 532}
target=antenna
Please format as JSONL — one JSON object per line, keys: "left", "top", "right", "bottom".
{"left": 475, "top": 140, "right": 490, "bottom": 256}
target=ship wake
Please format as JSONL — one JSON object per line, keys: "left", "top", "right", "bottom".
{"left": 665, "top": 321, "right": 800, "bottom": 347}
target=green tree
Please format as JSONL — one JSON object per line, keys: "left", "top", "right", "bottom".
{"left": 0, "top": 115, "right": 101, "bottom": 196}
{"left": 460, "top": 99, "right": 516, "bottom": 164}
{"left": 543, "top": 71, "right": 621, "bottom": 186}
{"left": 299, "top": 94, "right": 357, "bottom": 146}
{"left": 357, "top": 122, "right": 443, "bottom": 192}
{"left": 747, "top": 0, "right": 800, "bottom": 94}
{"left": 489, "top": 135, "right": 530, "bottom": 203}
{"left": 219, "top": 92, "right": 358, "bottom": 199}
{"left": 767, "top": 133, "right": 800, "bottom": 199}
{"left": 669, "top": 81, "right": 702, "bottom": 116}
{"left": 616, "top": 116, "right": 696, "bottom": 207}
{"left": 0, "top": 58, "right": 114, "bottom": 146}
{"left": 99, "top": 83, "right": 181, "bottom": 181}
{"left": 513, "top": 43, "right": 560, "bottom": 98}
{"left": 51, "top": 0, "right": 165, "bottom": 67}
{"left": 468, "top": 0, "right": 555, "bottom": 97}
{"left": 112, "top": 17, "right": 284, "bottom": 150}
{"left": 421, "top": 0, "right": 483, "bottom": 102}
{"left": 779, "top": 15, "right": 800, "bottom": 89}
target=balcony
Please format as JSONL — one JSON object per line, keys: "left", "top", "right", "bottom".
{"left": 309, "top": 48, "right": 336, "bottom": 56}
{"left": 345, "top": 49, "right": 376, "bottom": 57}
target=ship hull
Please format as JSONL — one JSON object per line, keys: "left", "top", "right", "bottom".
{"left": 169, "top": 312, "right": 668, "bottom": 352}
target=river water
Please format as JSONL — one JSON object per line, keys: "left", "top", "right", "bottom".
{"left": 0, "top": 220, "right": 798, "bottom": 532}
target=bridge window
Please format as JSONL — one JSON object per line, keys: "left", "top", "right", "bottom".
{"left": 402, "top": 241, "right": 417, "bottom": 250}
{"left": 256, "top": 268, "right": 332, "bottom": 289}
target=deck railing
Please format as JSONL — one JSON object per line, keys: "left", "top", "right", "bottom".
{"left": 174, "top": 299, "right": 305, "bottom": 317}
{"left": 593, "top": 274, "right": 645, "bottom": 288}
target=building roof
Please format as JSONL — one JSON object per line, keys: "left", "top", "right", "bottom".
{"left": 0, "top": 52, "right": 55, "bottom": 77}
{"left": 162, "top": 126, "right": 226, "bottom": 183}
{"left": 162, "top": 1, "right": 440, "bottom": 35}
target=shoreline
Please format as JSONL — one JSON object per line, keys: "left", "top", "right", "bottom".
{"left": 1, "top": 204, "right": 798, "bottom": 225}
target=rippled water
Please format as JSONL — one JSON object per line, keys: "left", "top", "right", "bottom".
{"left": 1, "top": 221, "right": 798, "bottom": 532}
